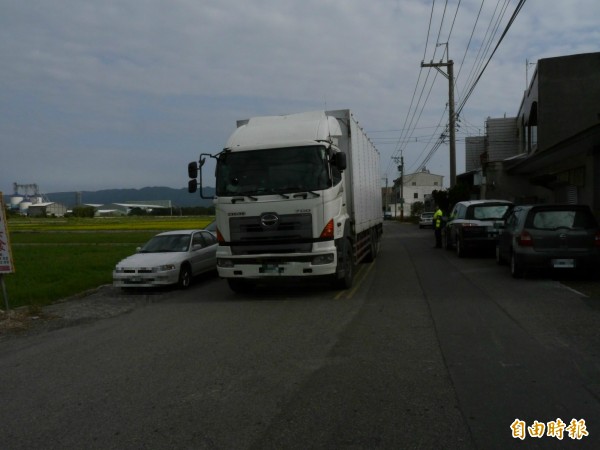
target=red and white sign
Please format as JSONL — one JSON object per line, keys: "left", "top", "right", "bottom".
{"left": 0, "top": 192, "right": 15, "bottom": 273}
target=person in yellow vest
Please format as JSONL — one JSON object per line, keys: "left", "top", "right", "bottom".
{"left": 433, "top": 206, "right": 443, "bottom": 248}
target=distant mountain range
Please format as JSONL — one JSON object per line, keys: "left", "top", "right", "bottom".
{"left": 6, "top": 186, "right": 216, "bottom": 208}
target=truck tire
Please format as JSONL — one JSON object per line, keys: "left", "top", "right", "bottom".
{"left": 227, "top": 278, "right": 255, "bottom": 294}
{"left": 364, "top": 229, "right": 380, "bottom": 262}
{"left": 334, "top": 239, "right": 355, "bottom": 290}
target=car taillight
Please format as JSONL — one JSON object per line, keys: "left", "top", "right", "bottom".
{"left": 216, "top": 228, "right": 224, "bottom": 243}
{"left": 517, "top": 231, "right": 533, "bottom": 247}
{"left": 320, "top": 219, "right": 335, "bottom": 239}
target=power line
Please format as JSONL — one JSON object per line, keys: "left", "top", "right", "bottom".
{"left": 457, "top": 0, "right": 528, "bottom": 116}
{"left": 409, "top": 0, "right": 529, "bottom": 175}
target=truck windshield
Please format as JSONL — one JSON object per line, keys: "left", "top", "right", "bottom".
{"left": 216, "top": 146, "right": 331, "bottom": 196}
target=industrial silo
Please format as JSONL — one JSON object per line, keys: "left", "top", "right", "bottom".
{"left": 10, "top": 196, "right": 24, "bottom": 210}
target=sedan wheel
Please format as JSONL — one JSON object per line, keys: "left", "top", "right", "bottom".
{"left": 178, "top": 265, "right": 192, "bottom": 289}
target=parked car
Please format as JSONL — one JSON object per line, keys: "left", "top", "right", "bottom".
{"left": 113, "top": 229, "right": 217, "bottom": 289}
{"left": 384, "top": 211, "right": 393, "bottom": 220}
{"left": 496, "top": 204, "right": 600, "bottom": 278}
{"left": 443, "top": 200, "right": 513, "bottom": 257}
{"left": 419, "top": 212, "right": 434, "bottom": 229}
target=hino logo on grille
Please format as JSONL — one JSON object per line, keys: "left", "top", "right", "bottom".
{"left": 260, "top": 213, "right": 279, "bottom": 229}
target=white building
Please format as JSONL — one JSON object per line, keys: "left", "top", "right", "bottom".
{"left": 27, "top": 202, "right": 68, "bottom": 217}
{"left": 385, "top": 169, "right": 444, "bottom": 218}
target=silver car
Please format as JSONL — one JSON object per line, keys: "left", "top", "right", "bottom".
{"left": 496, "top": 204, "right": 600, "bottom": 278}
{"left": 113, "top": 229, "right": 217, "bottom": 289}
{"left": 419, "top": 212, "right": 434, "bottom": 229}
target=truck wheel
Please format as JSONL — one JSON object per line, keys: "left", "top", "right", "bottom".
{"left": 334, "top": 239, "right": 355, "bottom": 289}
{"left": 227, "top": 278, "right": 255, "bottom": 294}
{"left": 364, "top": 230, "right": 380, "bottom": 262}
{"left": 178, "top": 264, "right": 192, "bottom": 289}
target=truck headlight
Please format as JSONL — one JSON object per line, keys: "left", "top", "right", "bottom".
{"left": 312, "top": 254, "right": 335, "bottom": 265}
{"left": 218, "top": 259, "right": 234, "bottom": 268}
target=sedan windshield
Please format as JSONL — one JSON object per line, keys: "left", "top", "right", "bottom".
{"left": 216, "top": 146, "right": 330, "bottom": 196}
{"left": 470, "top": 205, "right": 511, "bottom": 220}
{"left": 140, "top": 235, "right": 191, "bottom": 253}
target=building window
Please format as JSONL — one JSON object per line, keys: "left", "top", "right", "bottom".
{"left": 434, "top": 182, "right": 438, "bottom": 186}
{"left": 414, "top": 193, "right": 418, "bottom": 199}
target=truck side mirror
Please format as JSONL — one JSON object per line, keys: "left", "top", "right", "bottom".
{"left": 334, "top": 152, "right": 347, "bottom": 171}
{"left": 188, "top": 161, "right": 198, "bottom": 179}
{"left": 188, "top": 179, "right": 198, "bottom": 193}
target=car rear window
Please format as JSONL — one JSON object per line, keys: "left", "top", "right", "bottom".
{"left": 529, "top": 209, "right": 598, "bottom": 230}
{"left": 469, "top": 205, "right": 511, "bottom": 220}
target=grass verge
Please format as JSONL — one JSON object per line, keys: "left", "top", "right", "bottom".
{"left": 1, "top": 216, "right": 214, "bottom": 310}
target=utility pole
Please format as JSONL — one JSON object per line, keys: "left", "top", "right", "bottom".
{"left": 393, "top": 156, "right": 404, "bottom": 220}
{"left": 382, "top": 177, "right": 389, "bottom": 213}
{"left": 421, "top": 45, "right": 456, "bottom": 187}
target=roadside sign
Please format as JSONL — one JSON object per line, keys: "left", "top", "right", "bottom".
{"left": 0, "top": 192, "right": 15, "bottom": 274}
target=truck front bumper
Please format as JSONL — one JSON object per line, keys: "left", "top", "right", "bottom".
{"left": 217, "top": 252, "right": 337, "bottom": 278}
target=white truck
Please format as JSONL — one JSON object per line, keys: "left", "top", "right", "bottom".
{"left": 188, "top": 109, "right": 382, "bottom": 293}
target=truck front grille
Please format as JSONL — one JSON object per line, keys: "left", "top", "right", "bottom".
{"left": 229, "top": 213, "right": 313, "bottom": 255}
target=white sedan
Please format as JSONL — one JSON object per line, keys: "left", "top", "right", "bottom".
{"left": 113, "top": 229, "right": 217, "bottom": 289}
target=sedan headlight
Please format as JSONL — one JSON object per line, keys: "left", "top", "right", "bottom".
{"left": 153, "top": 264, "right": 177, "bottom": 273}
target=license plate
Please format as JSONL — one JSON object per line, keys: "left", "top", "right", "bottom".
{"left": 552, "top": 259, "right": 575, "bottom": 269}
{"left": 261, "top": 264, "right": 281, "bottom": 274}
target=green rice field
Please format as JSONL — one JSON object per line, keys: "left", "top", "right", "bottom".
{"left": 1, "top": 216, "right": 214, "bottom": 310}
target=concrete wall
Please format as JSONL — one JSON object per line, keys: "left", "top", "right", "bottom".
{"left": 519, "top": 52, "right": 600, "bottom": 154}
{"left": 487, "top": 117, "right": 518, "bottom": 161}
{"left": 465, "top": 136, "right": 485, "bottom": 172}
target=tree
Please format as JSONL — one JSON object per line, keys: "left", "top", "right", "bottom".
{"left": 447, "top": 183, "right": 471, "bottom": 210}
{"left": 411, "top": 201, "right": 424, "bottom": 217}
{"left": 128, "top": 207, "right": 148, "bottom": 216}
{"left": 71, "top": 206, "right": 95, "bottom": 218}
{"left": 431, "top": 184, "right": 471, "bottom": 214}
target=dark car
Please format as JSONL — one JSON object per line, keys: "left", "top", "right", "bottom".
{"left": 496, "top": 204, "right": 600, "bottom": 278}
{"left": 443, "top": 200, "right": 513, "bottom": 257}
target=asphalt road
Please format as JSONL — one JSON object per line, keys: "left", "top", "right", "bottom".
{"left": 0, "top": 222, "right": 598, "bottom": 449}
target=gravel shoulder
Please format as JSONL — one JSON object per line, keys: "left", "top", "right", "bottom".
{"left": 0, "top": 285, "right": 160, "bottom": 341}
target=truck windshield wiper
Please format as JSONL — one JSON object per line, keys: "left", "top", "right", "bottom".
{"left": 291, "top": 190, "right": 320, "bottom": 198}
{"left": 232, "top": 193, "right": 258, "bottom": 203}
{"left": 259, "top": 189, "right": 290, "bottom": 199}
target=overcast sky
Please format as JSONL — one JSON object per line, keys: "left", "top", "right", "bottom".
{"left": 2, "top": 0, "right": 599, "bottom": 196}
